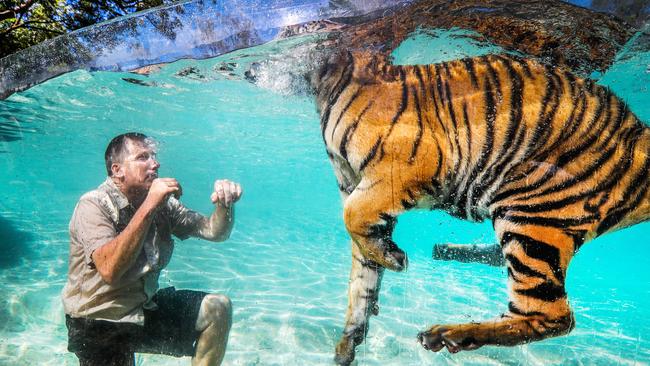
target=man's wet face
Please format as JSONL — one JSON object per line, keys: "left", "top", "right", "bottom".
{"left": 120, "top": 139, "right": 160, "bottom": 193}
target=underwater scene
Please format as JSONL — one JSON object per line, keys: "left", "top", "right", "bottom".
{"left": 1, "top": 1, "right": 649, "bottom": 365}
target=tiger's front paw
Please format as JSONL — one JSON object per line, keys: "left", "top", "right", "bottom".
{"left": 382, "top": 246, "right": 408, "bottom": 272}
{"left": 417, "top": 325, "right": 483, "bottom": 353}
{"left": 359, "top": 242, "right": 408, "bottom": 271}
{"left": 334, "top": 335, "right": 356, "bottom": 366}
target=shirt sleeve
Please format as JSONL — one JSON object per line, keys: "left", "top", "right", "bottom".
{"left": 69, "top": 195, "right": 117, "bottom": 265}
{"left": 166, "top": 197, "right": 205, "bottom": 240}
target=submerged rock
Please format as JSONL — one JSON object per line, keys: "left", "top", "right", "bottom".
{"left": 214, "top": 62, "right": 238, "bottom": 72}
{"left": 175, "top": 66, "right": 206, "bottom": 79}
{"left": 333, "top": 0, "right": 635, "bottom": 76}
{"left": 121, "top": 77, "right": 156, "bottom": 87}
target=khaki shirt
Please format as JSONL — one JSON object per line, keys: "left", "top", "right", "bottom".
{"left": 61, "top": 178, "right": 203, "bottom": 324}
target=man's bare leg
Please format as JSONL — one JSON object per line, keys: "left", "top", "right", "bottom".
{"left": 192, "top": 294, "right": 232, "bottom": 366}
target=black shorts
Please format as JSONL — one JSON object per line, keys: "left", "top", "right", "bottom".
{"left": 66, "top": 287, "right": 207, "bottom": 365}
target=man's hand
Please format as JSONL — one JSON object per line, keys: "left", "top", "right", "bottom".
{"left": 210, "top": 179, "right": 242, "bottom": 207}
{"left": 146, "top": 178, "right": 182, "bottom": 208}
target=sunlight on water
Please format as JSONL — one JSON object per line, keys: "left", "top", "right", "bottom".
{"left": 0, "top": 29, "right": 649, "bottom": 366}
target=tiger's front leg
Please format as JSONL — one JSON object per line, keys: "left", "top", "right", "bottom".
{"left": 335, "top": 179, "right": 416, "bottom": 364}
{"left": 342, "top": 180, "right": 409, "bottom": 271}
{"left": 334, "top": 241, "right": 385, "bottom": 366}
{"left": 419, "top": 221, "right": 578, "bottom": 352}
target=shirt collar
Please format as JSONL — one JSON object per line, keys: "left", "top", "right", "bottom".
{"left": 101, "top": 177, "right": 131, "bottom": 210}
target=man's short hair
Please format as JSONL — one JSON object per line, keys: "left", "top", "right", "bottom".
{"left": 104, "top": 132, "right": 152, "bottom": 176}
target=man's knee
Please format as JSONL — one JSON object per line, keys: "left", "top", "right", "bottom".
{"left": 202, "top": 294, "right": 232, "bottom": 329}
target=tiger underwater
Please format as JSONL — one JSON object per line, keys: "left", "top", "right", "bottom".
{"left": 306, "top": 51, "right": 650, "bottom": 365}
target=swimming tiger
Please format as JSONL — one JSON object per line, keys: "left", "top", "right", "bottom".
{"left": 308, "top": 51, "right": 650, "bottom": 365}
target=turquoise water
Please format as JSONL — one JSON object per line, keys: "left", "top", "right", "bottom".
{"left": 1, "top": 30, "right": 649, "bottom": 365}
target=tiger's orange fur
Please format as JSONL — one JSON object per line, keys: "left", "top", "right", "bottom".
{"left": 310, "top": 51, "right": 650, "bottom": 365}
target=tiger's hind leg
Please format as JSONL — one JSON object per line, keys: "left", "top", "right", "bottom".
{"left": 419, "top": 220, "right": 579, "bottom": 352}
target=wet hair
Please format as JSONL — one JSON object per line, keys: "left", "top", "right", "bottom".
{"left": 104, "top": 132, "right": 151, "bottom": 176}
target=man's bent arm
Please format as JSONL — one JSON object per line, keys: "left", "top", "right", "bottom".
{"left": 195, "top": 204, "right": 235, "bottom": 242}
{"left": 91, "top": 200, "right": 157, "bottom": 284}
{"left": 193, "top": 179, "right": 241, "bottom": 242}
{"left": 92, "top": 178, "right": 179, "bottom": 285}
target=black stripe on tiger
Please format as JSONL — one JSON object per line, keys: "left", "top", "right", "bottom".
{"left": 496, "top": 212, "right": 599, "bottom": 229}
{"left": 340, "top": 101, "right": 375, "bottom": 161}
{"left": 331, "top": 86, "right": 362, "bottom": 140}
{"left": 513, "top": 64, "right": 558, "bottom": 163}
{"left": 508, "top": 302, "right": 545, "bottom": 317}
{"left": 456, "top": 61, "right": 497, "bottom": 218}
{"left": 461, "top": 101, "right": 473, "bottom": 173}
{"left": 527, "top": 66, "right": 562, "bottom": 156}
{"left": 506, "top": 55, "right": 533, "bottom": 79}
{"left": 597, "top": 145, "right": 650, "bottom": 234}
{"left": 505, "top": 253, "right": 547, "bottom": 279}
{"left": 401, "top": 188, "right": 418, "bottom": 209}
{"left": 359, "top": 137, "right": 382, "bottom": 172}
{"left": 352, "top": 254, "right": 381, "bottom": 269}
{"left": 529, "top": 79, "right": 588, "bottom": 163}
{"left": 366, "top": 212, "right": 397, "bottom": 240}
{"left": 453, "top": 60, "right": 494, "bottom": 195}
{"left": 470, "top": 56, "right": 526, "bottom": 213}
{"left": 389, "top": 68, "right": 408, "bottom": 129}
{"left": 520, "top": 123, "right": 639, "bottom": 204}
{"left": 414, "top": 66, "right": 436, "bottom": 136}
{"left": 462, "top": 58, "right": 501, "bottom": 198}
{"left": 509, "top": 59, "right": 583, "bottom": 165}
{"left": 491, "top": 82, "right": 607, "bottom": 204}
{"left": 433, "top": 64, "right": 458, "bottom": 165}
{"left": 317, "top": 60, "right": 332, "bottom": 83}
{"left": 377, "top": 67, "right": 407, "bottom": 163}
{"left": 506, "top": 145, "right": 619, "bottom": 210}
{"left": 555, "top": 90, "right": 618, "bottom": 167}
{"left": 409, "top": 84, "right": 424, "bottom": 163}
{"left": 442, "top": 66, "right": 463, "bottom": 175}
{"left": 430, "top": 142, "right": 444, "bottom": 188}
{"left": 515, "top": 280, "right": 567, "bottom": 302}
{"left": 508, "top": 267, "right": 523, "bottom": 283}
{"left": 501, "top": 231, "right": 564, "bottom": 282}
{"left": 481, "top": 55, "right": 502, "bottom": 98}
{"left": 566, "top": 229, "right": 588, "bottom": 253}
{"left": 461, "top": 58, "right": 479, "bottom": 89}
{"left": 428, "top": 64, "right": 450, "bottom": 139}
{"left": 320, "top": 53, "right": 354, "bottom": 139}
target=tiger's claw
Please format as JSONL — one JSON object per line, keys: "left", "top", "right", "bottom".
{"left": 418, "top": 326, "right": 482, "bottom": 353}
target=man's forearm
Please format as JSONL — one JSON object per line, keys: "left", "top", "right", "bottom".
{"left": 92, "top": 201, "right": 157, "bottom": 284}
{"left": 198, "top": 204, "right": 235, "bottom": 242}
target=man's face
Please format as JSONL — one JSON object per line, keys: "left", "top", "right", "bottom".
{"left": 114, "top": 139, "right": 160, "bottom": 194}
